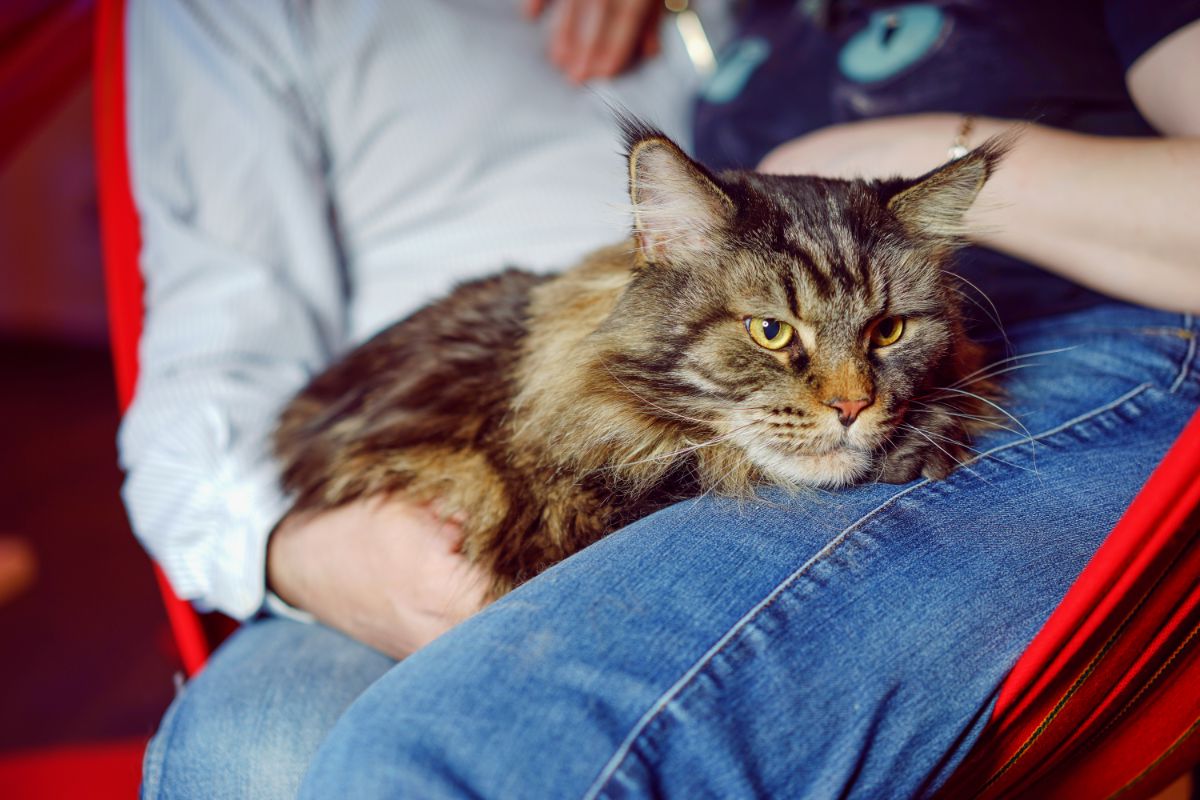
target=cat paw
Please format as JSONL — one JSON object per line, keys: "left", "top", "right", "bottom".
{"left": 875, "top": 451, "right": 924, "bottom": 484}
{"left": 876, "top": 417, "right": 970, "bottom": 484}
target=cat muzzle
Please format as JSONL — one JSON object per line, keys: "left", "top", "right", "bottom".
{"left": 826, "top": 397, "right": 874, "bottom": 427}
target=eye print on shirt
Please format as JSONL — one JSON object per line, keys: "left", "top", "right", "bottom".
{"left": 838, "top": 4, "right": 947, "bottom": 84}
{"left": 701, "top": 37, "right": 771, "bottom": 104}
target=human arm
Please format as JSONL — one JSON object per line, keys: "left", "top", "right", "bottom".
{"left": 267, "top": 501, "right": 488, "bottom": 658}
{"left": 757, "top": 20, "right": 1200, "bottom": 314}
{"left": 119, "top": 0, "right": 485, "bottom": 652}
{"left": 118, "top": 0, "right": 345, "bottom": 619}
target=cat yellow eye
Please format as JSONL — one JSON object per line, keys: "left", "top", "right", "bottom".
{"left": 745, "top": 317, "right": 794, "bottom": 350}
{"left": 870, "top": 316, "right": 906, "bottom": 347}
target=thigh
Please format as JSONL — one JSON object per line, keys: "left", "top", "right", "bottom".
{"left": 141, "top": 615, "right": 393, "bottom": 800}
{"left": 301, "top": 307, "right": 1199, "bottom": 799}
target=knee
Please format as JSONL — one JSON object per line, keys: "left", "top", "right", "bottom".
{"left": 141, "top": 675, "right": 302, "bottom": 800}
{"left": 141, "top": 618, "right": 393, "bottom": 800}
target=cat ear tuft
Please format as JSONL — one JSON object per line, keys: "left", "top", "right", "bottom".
{"left": 623, "top": 120, "right": 734, "bottom": 265}
{"left": 884, "top": 134, "right": 1011, "bottom": 242}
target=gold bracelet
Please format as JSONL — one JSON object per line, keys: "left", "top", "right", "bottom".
{"left": 948, "top": 114, "right": 976, "bottom": 160}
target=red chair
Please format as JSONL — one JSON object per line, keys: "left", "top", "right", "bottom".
{"left": 94, "top": 0, "right": 212, "bottom": 678}
{"left": 0, "top": 5, "right": 147, "bottom": 798}
{"left": 93, "top": 0, "right": 1200, "bottom": 794}
{"left": 934, "top": 408, "right": 1200, "bottom": 799}
{"left": 0, "top": 740, "right": 146, "bottom": 800}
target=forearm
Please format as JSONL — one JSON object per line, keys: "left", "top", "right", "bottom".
{"left": 965, "top": 119, "right": 1200, "bottom": 313}
{"left": 121, "top": 0, "right": 347, "bottom": 616}
{"left": 760, "top": 114, "right": 1200, "bottom": 312}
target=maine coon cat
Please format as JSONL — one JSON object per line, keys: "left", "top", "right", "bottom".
{"left": 275, "top": 121, "right": 1005, "bottom": 598}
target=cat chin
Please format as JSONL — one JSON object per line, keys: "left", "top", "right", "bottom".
{"left": 748, "top": 444, "right": 873, "bottom": 489}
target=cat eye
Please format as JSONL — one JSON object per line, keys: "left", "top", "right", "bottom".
{"left": 745, "top": 317, "right": 794, "bottom": 350}
{"left": 870, "top": 316, "right": 906, "bottom": 347}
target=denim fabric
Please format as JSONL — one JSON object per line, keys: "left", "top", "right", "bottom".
{"left": 140, "top": 617, "right": 393, "bottom": 800}
{"left": 145, "top": 303, "right": 1199, "bottom": 799}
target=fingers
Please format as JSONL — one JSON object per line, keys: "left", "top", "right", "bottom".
{"left": 640, "top": 21, "right": 661, "bottom": 59}
{"left": 580, "top": 0, "right": 645, "bottom": 80}
{"left": 399, "top": 539, "right": 490, "bottom": 654}
{"left": 266, "top": 498, "right": 493, "bottom": 659}
{"left": 545, "top": 0, "right": 664, "bottom": 83}
{"left": 549, "top": 0, "right": 583, "bottom": 72}
{"left": 522, "top": 0, "right": 549, "bottom": 17}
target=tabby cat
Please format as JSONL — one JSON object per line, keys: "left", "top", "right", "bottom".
{"left": 274, "top": 120, "right": 1004, "bottom": 598}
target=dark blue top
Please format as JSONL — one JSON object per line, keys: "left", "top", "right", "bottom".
{"left": 693, "top": 0, "right": 1200, "bottom": 329}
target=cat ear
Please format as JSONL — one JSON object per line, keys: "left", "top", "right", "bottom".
{"left": 624, "top": 123, "right": 734, "bottom": 265}
{"left": 885, "top": 136, "right": 1010, "bottom": 242}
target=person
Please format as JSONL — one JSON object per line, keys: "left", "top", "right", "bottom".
{"left": 124, "top": 1, "right": 713, "bottom": 797}
{"left": 121, "top": 1, "right": 1200, "bottom": 798}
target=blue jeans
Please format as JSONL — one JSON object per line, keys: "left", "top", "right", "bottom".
{"left": 143, "top": 303, "right": 1199, "bottom": 799}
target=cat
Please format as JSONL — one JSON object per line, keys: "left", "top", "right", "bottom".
{"left": 274, "top": 119, "right": 1005, "bottom": 598}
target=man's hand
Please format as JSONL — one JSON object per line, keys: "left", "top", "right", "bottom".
{"left": 267, "top": 498, "right": 490, "bottom": 660}
{"left": 524, "top": 0, "right": 663, "bottom": 83}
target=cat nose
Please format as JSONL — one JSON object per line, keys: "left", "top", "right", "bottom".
{"left": 826, "top": 397, "right": 873, "bottom": 427}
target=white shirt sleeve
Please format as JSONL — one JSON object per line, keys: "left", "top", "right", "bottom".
{"left": 116, "top": 0, "right": 720, "bottom": 620}
{"left": 119, "top": 0, "right": 342, "bottom": 618}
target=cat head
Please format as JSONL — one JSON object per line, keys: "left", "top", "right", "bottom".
{"left": 594, "top": 120, "right": 1005, "bottom": 488}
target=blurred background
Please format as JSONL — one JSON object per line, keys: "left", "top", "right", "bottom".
{"left": 0, "top": 0, "right": 179, "bottom": 779}
{"left": 1, "top": 2, "right": 1195, "bottom": 798}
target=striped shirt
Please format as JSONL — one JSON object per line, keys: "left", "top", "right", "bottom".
{"left": 119, "top": 0, "right": 711, "bottom": 618}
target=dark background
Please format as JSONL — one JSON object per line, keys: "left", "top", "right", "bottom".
{"left": 0, "top": 2, "right": 179, "bottom": 755}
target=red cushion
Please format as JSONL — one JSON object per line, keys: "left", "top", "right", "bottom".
{"left": 94, "top": 0, "right": 210, "bottom": 676}
{"left": 0, "top": 739, "right": 146, "bottom": 800}
{"left": 939, "top": 409, "right": 1200, "bottom": 798}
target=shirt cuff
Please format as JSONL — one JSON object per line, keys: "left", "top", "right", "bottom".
{"left": 200, "top": 449, "right": 296, "bottom": 619}
{"left": 263, "top": 591, "right": 315, "bottom": 623}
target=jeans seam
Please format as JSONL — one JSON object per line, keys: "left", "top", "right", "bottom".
{"left": 1168, "top": 313, "right": 1196, "bottom": 394}
{"left": 581, "top": 382, "right": 1154, "bottom": 800}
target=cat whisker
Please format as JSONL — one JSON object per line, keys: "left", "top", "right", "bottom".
{"left": 870, "top": 429, "right": 900, "bottom": 484}
{"left": 600, "top": 361, "right": 715, "bottom": 426}
{"left": 923, "top": 422, "right": 1044, "bottom": 487}
{"left": 925, "top": 386, "right": 1034, "bottom": 443}
{"left": 951, "top": 361, "right": 1042, "bottom": 388}
{"left": 609, "top": 419, "right": 760, "bottom": 470}
{"left": 899, "top": 423, "right": 994, "bottom": 486}
{"left": 908, "top": 424, "right": 1037, "bottom": 476}
{"left": 908, "top": 402, "right": 1024, "bottom": 437}
{"left": 950, "top": 273, "right": 1011, "bottom": 355}
{"left": 921, "top": 386, "right": 1042, "bottom": 482}
{"left": 949, "top": 285, "right": 1007, "bottom": 348}
{"left": 921, "top": 393, "right": 1046, "bottom": 491}
{"left": 949, "top": 346, "right": 1077, "bottom": 388}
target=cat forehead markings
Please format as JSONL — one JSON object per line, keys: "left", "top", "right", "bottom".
{"left": 756, "top": 236, "right": 883, "bottom": 317}
{"left": 724, "top": 261, "right": 848, "bottom": 352}
{"left": 791, "top": 241, "right": 867, "bottom": 303}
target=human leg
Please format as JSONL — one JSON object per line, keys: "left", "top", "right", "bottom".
{"left": 141, "top": 615, "right": 393, "bottom": 800}
{"left": 300, "top": 305, "right": 1198, "bottom": 798}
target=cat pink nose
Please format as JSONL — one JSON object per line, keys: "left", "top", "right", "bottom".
{"left": 826, "top": 397, "right": 872, "bottom": 427}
